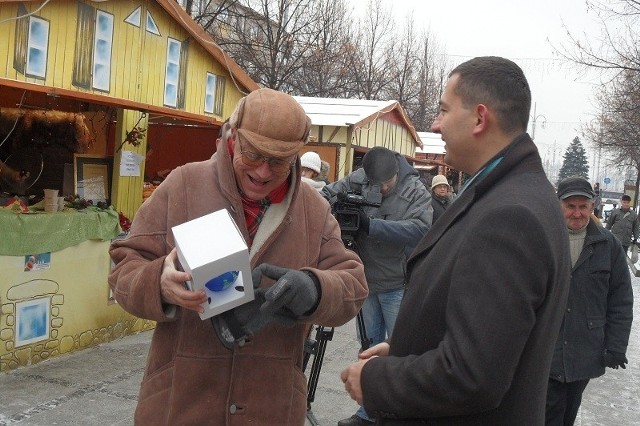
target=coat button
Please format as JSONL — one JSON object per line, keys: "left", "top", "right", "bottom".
{"left": 567, "top": 308, "right": 571, "bottom": 312}
{"left": 230, "top": 404, "right": 237, "bottom": 414}
{"left": 564, "top": 341, "right": 568, "bottom": 345}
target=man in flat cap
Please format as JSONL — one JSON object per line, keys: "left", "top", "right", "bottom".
{"left": 322, "top": 146, "right": 432, "bottom": 426}
{"left": 546, "top": 176, "right": 633, "bottom": 426}
{"left": 109, "top": 88, "right": 367, "bottom": 425}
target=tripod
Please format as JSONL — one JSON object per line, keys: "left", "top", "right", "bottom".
{"left": 304, "top": 234, "right": 369, "bottom": 425}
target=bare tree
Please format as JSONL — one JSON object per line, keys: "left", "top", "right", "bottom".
{"left": 382, "top": 17, "right": 421, "bottom": 112}
{"left": 187, "top": 0, "right": 241, "bottom": 32}
{"left": 289, "top": 0, "right": 356, "bottom": 97}
{"left": 184, "top": 0, "right": 448, "bottom": 125}
{"left": 344, "top": 0, "right": 395, "bottom": 100}
{"left": 559, "top": 0, "right": 640, "bottom": 198}
{"left": 584, "top": 69, "right": 640, "bottom": 202}
{"left": 556, "top": 0, "right": 640, "bottom": 74}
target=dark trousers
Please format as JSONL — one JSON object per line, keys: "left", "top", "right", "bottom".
{"left": 545, "top": 378, "right": 590, "bottom": 426}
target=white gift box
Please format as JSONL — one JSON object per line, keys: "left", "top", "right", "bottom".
{"left": 172, "top": 209, "right": 253, "bottom": 320}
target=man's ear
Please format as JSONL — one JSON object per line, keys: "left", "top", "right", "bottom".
{"left": 472, "top": 104, "right": 489, "bottom": 135}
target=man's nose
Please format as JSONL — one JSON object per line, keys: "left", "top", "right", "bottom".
{"left": 430, "top": 117, "right": 441, "bottom": 133}
{"left": 253, "top": 161, "right": 272, "bottom": 177}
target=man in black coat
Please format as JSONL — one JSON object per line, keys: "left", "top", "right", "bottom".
{"left": 546, "top": 176, "right": 633, "bottom": 426}
{"left": 340, "top": 56, "right": 572, "bottom": 425}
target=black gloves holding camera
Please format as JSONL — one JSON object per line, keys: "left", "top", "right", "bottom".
{"left": 358, "top": 210, "right": 371, "bottom": 234}
{"left": 212, "top": 264, "right": 320, "bottom": 349}
{"left": 602, "top": 349, "right": 628, "bottom": 369}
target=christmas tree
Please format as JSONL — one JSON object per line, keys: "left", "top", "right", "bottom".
{"left": 558, "top": 136, "right": 590, "bottom": 182}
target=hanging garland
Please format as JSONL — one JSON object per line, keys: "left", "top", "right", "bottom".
{"left": 115, "top": 112, "right": 147, "bottom": 153}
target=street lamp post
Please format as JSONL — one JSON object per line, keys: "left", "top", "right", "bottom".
{"left": 531, "top": 102, "right": 547, "bottom": 140}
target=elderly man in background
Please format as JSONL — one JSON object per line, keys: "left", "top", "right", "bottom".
{"left": 109, "top": 88, "right": 367, "bottom": 425}
{"left": 546, "top": 176, "right": 633, "bottom": 426}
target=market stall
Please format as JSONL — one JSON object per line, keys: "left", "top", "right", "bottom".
{"left": 0, "top": 203, "right": 154, "bottom": 372}
{"left": 0, "top": 106, "right": 151, "bottom": 372}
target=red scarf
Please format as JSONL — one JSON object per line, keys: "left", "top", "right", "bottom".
{"left": 228, "top": 139, "right": 289, "bottom": 245}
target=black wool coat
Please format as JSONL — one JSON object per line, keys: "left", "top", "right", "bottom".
{"left": 361, "top": 134, "right": 572, "bottom": 425}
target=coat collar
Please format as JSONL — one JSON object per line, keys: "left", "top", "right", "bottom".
{"left": 408, "top": 133, "right": 541, "bottom": 264}
{"left": 572, "top": 219, "right": 609, "bottom": 271}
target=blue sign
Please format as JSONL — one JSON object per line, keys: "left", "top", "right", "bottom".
{"left": 604, "top": 177, "right": 611, "bottom": 184}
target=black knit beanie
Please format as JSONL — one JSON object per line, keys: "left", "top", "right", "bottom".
{"left": 362, "top": 147, "right": 398, "bottom": 183}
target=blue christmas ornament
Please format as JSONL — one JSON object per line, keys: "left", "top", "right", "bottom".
{"left": 205, "top": 271, "right": 239, "bottom": 292}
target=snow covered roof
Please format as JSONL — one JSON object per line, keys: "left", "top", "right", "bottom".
{"left": 293, "top": 96, "right": 397, "bottom": 127}
{"left": 416, "top": 131, "right": 445, "bottom": 155}
{"left": 293, "top": 96, "right": 421, "bottom": 147}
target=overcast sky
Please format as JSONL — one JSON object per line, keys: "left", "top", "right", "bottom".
{"left": 350, "top": 0, "right": 615, "bottom": 184}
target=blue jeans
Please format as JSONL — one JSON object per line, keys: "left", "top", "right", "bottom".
{"left": 355, "top": 288, "right": 404, "bottom": 421}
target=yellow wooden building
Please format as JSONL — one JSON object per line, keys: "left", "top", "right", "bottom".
{"left": 0, "top": 0, "right": 257, "bottom": 371}
{"left": 0, "top": 0, "right": 258, "bottom": 218}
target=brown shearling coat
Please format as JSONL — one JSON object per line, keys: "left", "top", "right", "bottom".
{"left": 109, "top": 145, "right": 367, "bottom": 425}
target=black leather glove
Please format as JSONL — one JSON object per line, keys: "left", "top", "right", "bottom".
{"left": 212, "top": 267, "right": 296, "bottom": 349}
{"left": 358, "top": 210, "right": 370, "bottom": 234}
{"left": 602, "top": 349, "right": 628, "bottom": 369}
{"left": 254, "top": 263, "right": 320, "bottom": 317}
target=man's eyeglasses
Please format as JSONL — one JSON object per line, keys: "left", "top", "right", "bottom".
{"left": 238, "top": 142, "right": 295, "bottom": 174}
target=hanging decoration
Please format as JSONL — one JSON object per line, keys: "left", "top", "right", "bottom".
{"left": 115, "top": 112, "right": 147, "bottom": 153}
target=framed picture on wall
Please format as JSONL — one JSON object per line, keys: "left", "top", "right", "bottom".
{"left": 16, "top": 297, "right": 50, "bottom": 347}
{"left": 74, "top": 154, "right": 113, "bottom": 204}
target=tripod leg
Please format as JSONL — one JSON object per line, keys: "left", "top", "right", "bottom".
{"left": 305, "top": 326, "right": 334, "bottom": 408}
{"left": 356, "top": 309, "right": 370, "bottom": 351}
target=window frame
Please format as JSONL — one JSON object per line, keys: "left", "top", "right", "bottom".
{"left": 25, "top": 15, "right": 50, "bottom": 79}
{"left": 92, "top": 10, "right": 114, "bottom": 92}
{"left": 164, "top": 38, "right": 181, "bottom": 108}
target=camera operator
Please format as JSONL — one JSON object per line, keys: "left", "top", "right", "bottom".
{"left": 322, "top": 147, "right": 432, "bottom": 426}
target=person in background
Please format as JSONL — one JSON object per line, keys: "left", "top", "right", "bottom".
{"left": 109, "top": 88, "right": 367, "bottom": 425}
{"left": 340, "top": 56, "right": 571, "bottom": 424}
{"left": 606, "top": 194, "right": 639, "bottom": 254}
{"left": 300, "top": 151, "right": 326, "bottom": 191}
{"left": 430, "top": 174, "right": 452, "bottom": 224}
{"left": 320, "top": 159, "right": 331, "bottom": 184}
{"left": 592, "top": 182, "right": 601, "bottom": 218}
{"left": 546, "top": 176, "right": 633, "bottom": 426}
{"left": 322, "top": 147, "right": 432, "bottom": 426}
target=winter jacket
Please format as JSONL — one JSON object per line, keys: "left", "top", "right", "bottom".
{"left": 321, "top": 154, "right": 432, "bottom": 294}
{"left": 550, "top": 219, "right": 633, "bottom": 383}
{"left": 108, "top": 145, "right": 367, "bottom": 426}
{"left": 361, "top": 134, "right": 571, "bottom": 425}
{"left": 606, "top": 207, "right": 639, "bottom": 247}
{"left": 301, "top": 176, "right": 326, "bottom": 191}
{"left": 430, "top": 194, "right": 451, "bottom": 224}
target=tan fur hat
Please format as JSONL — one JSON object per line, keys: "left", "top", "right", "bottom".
{"left": 229, "top": 88, "right": 311, "bottom": 157}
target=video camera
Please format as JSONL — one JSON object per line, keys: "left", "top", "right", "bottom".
{"left": 331, "top": 186, "right": 382, "bottom": 248}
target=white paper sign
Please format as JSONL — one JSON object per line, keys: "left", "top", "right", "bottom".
{"left": 119, "top": 150, "right": 144, "bottom": 177}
